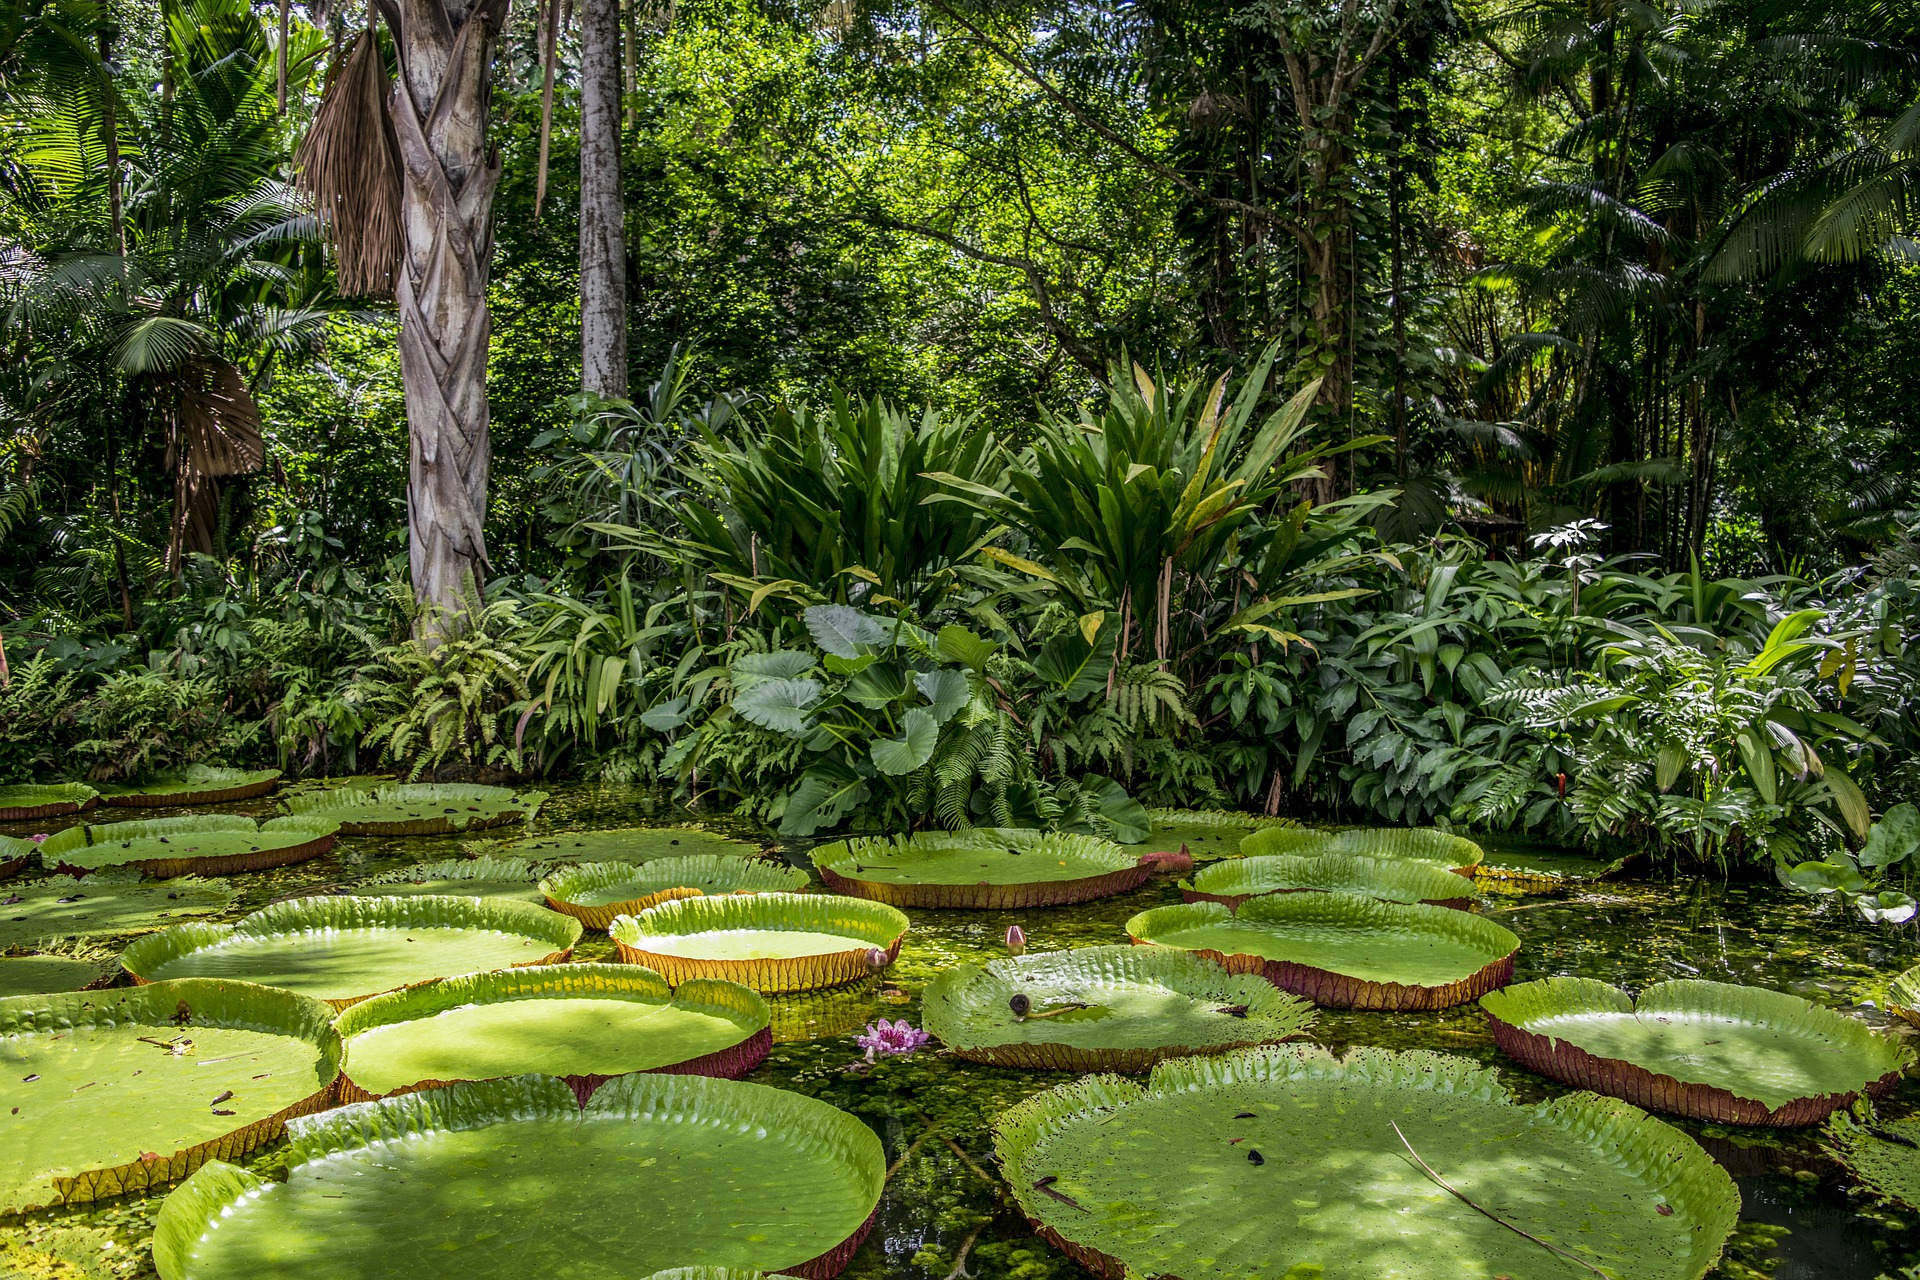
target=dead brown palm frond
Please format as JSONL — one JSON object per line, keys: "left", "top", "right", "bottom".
{"left": 294, "top": 28, "right": 401, "bottom": 297}
{"left": 166, "top": 358, "right": 265, "bottom": 565}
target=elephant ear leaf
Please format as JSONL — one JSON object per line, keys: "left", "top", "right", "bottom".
{"left": 1860, "top": 803, "right": 1920, "bottom": 869}
{"left": 732, "top": 677, "right": 822, "bottom": 735}
{"left": 935, "top": 625, "right": 997, "bottom": 672}
{"left": 871, "top": 708, "right": 938, "bottom": 776}
{"left": 806, "top": 605, "right": 892, "bottom": 658}
{"left": 779, "top": 765, "right": 870, "bottom": 837}
{"left": 846, "top": 662, "right": 910, "bottom": 709}
{"left": 1034, "top": 616, "right": 1117, "bottom": 702}
{"left": 916, "top": 669, "right": 971, "bottom": 724}
{"left": 731, "top": 650, "right": 818, "bottom": 690}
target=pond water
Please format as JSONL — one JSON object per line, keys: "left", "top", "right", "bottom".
{"left": 5, "top": 782, "right": 1920, "bottom": 1280}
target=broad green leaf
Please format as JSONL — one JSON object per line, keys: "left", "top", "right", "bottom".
{"left": 845, "top": 661, "right": 910, "bottom": 709}
{"left": 934, "top": 624, "right": 997, "bottom": 671}
{"left": 639, "top": 697, "right": 692, "bottom": 731}
{"left": 1823, "top": 768, "right": 1872, "bottom": 839}
{"left": 730, "top": 650, "right": 818, "bottom": 688}
{"left": 979, "top": 546, "right": 1060, "bottom": 584}
{"left": 821, "top": 652, "right": 876, "bottom": 675}
{"left": 870, "top": 708, "right": 937, "bottom": 775}
{"left": 1655, "top": 742, "right": 1690, "bottom": 792}
{"left": 915, "top": 669, "right": 970, "bottom": 723}
{"left": 1783, "top": 860, "right": 1868, "bottom": 895}
{"left": 1859, "top": 803, "right": 1920, "bottom": 869}
{"left": 731, "top": 677, "right": 822, "bottom": 735}
{"left": 1080, "top": 773, "right": 1151, "bottom": 844}
{"left": 1735, "top": 729, "right": 1777, "bottom": 804}
{"left": 777, "top": 767, "right": 871, "bottom": 838}
{"left": 803, "top": 605, "right": 891, "bottom": 658}
{"left": 1034, "top": 617, "right": 1117, "bottom": 702}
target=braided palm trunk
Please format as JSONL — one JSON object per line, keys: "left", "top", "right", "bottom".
{"left": 385, "top": 0, "right": 509, "bottom": 622}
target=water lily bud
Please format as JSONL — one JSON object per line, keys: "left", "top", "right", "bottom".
{"left": 863, "top": 947, "right": 891, "bottom": 971}
{"left": 1006, "top": 925, "right": 1027, "bottom": 956}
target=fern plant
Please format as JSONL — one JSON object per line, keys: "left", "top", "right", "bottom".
{"left": 354, "top": 599, "right": 533, "bottom": 780}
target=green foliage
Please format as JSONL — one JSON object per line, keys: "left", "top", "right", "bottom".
{"left": 354, "top": 600, "right": 533, "bottom": 781}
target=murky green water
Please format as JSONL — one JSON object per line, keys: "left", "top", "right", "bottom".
{"left": 5, "top": 783, "right": 1920, "bottom": 1280}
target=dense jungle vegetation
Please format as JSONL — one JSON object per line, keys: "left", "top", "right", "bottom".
{"left": 1, "top": 0, "right": 1918, "bottom": 907}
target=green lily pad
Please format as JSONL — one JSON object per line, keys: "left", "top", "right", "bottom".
{"left": 1472, "top": 846, "right": 1619, "bottom": 892}
{"left": 0, "top": 835, "right": 34, "bottom": 881}
{"left": 811, "top": 830, "right": 1161, "bottom": 909}
{"left": 0, "top": 875, "right": 236, "bottom": 950}
{"left": 540, "top": 857, "right": 811, "bottom": 929}
{"left": 282, "top": 783, "right": 547, "bottom": 836}
{"left": 151, "top": 1073, "right": 885, "bottom": 1280}
{"left": 993, "top": 1044, "right": 1739, "bottom": 1280}
{"left": 1241, "top": 825, "right": 1486, "bottom": 872}
{"left": 922, "top": 945, "right": 1314, "bottom": 1072}
{"left": 348, "top": 858, "right": 548, "bottom": 905}
{"left": 120, "top": 895, "right": 583, "bottom": 1009}
{"left": 1127, "top": 893, "right": 1519, "bottom": 1010}
{"left": 1481, "top": 977, "right": 1911, "bottom": 1126}
{"left": 1887, "top": 962, "right": 1920, "bottom": 1030}
{"left": 98, "top": 767, "right": 282, "bottom": 809}
{"left": 333, "top": 963, "right": 771, "bottom": 1099}
{"left": 1, "top": 980, "right": 342, "bottom": 1213}
{"left": 0, "top": 784, "right": 100, "bottom": 824}
{"left": 1138, "top": 808, "right": 1292, "bottom": 863}
{"left": 611, "top": 892, "right": 907, "bottom": 993}
{"left": 1829, "top": 1111, "right": 1920, "bottom": 1209}
{"left": 40, "top": 816, "right": 339, "bottom": 878}
{"left": 764, "top": 979, "right": 884, "bottom": 1044}
{"left": 508, "top": 825, "right": 763, "bottom": 864}
{"left": 0, "top": 955, "right": 116, "bottom": 997}
{"left": 1182, "top": 852, "right": 1475, "bottom": 909}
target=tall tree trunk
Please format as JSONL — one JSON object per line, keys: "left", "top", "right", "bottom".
{"left": 384, "top": 0, "right": 510, "bottom": 626}
{"left": 579, "top": 0, "right": 627, "bottom": 396}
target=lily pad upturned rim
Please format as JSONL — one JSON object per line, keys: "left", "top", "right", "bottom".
{"left": 332, "top": 962, "right": 773, "bottom": 1102}
{"left": 98, "top": 767, "right": 283, "bottom": 808}
{"left": 921, "top": 944, "right": 1315, "bottom": 1073}
{"left": 540, "top": 856, "right": 812, "bottom": 929}
{"left": 152, "top": 1072, "right": 887, "bottom": 1280}
{"left": 1126, "top": 893, "right": 1520, "bottom": 1010}
{"left": 811, "top": 830, "right": 1161, "bottom": 909}
{"left": 0, "top": 833, "right": 35, "bottom": 880}
{"left": 348, "top": 857, "right": 549, "bottom": 901}
{"left": 1181, "top": 851, "right": 1476, "bottom": 910}
{"left": 1481, "top": 976, "right": 1911, "bottom": 1127}
{"left": 1240, "top": 824, "right": 1486, "bottom": 874}
{"left": 991, "top": 1044, "right": 1740, "bottom": 1280}
{"left": 40, "top": 815, "right": 340, "bottom": 877}
{"left": 118, "top": 894, "right": 584, "bottom": 1010}
{"left": 610, "top": 892, "right": 908, "bottom": 993}
{"left": 0, "top": 979, "right": 342, "bottom": 1212}
{"left": 281, "top": 782, "right": 549, "bottom": 836}
{"left": 0, "top": 782, "right": 101, "bottom": 822}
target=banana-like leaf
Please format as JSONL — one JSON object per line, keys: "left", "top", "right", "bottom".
{"left": 41, "top": 815, "right": 339, "bottom": 878}
{"left": 1033, "top": 618, "right": 1117, "bottom": 702}
{"left": 812, "top": 829, "right": 1155, "bottom": 908}
{"left": 283, "top": 783, "right": 547, "bottom": 836}
{"left": 934, "top": 624, "right": 997, "bottom": 671}
{"left": 732, "top": 676, "right": 822, "bottom": 734}
{"left": 610, "top": 892, "right": 906, "bottom": 993}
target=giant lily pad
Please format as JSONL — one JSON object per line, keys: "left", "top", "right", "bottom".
{"left": 541, "top": 857, "right": 811, "bottom": 929}
{"left": 151, "top": 1073, "right": 885, "bottom": 1280}
{"left": 1, "top": 980, "right": 341, "bottom": 1213}
{"left": 0, "top": 784, "right": 99, "bottom": 823}
{"left": 611, "top": 893, "right": 907, "bottom": 993}
{"left": 1139, "top": 808, "right": 1292, "bottom": 863}
{"left": 98, "top": 767, "right": 282, "bottom": 809}
{"left": 282, "top": 783, "right": 547, "bottom": 836}
{"left": 992, "top": 1045, "right": 1739, "bottom": 1280}
{"left": 0, "top": 835, "right": 34, "bottom": 881}
{"left": 1887, "top": 962, "right": 1920, "bottom": 1030}
{"left": 0, "top": 954, "right": 116, "bottom": 997}
{"left": 0, "top": 874, "right": 235, "bottom": 950}
{"left": 1828, "top": 1111, "right": 1920, "bottom": 1209}
{"left": 922, "top": 945, "right": 1314, "bottom": 1072}
{"left": 1480, "top": 977, "right": 1909, "bottom": 1127}
{"left": 41, "top": 816, "right": 339, "bottom": 878}
{"left": 1241, "top": 824, "right": 1484, "bottom": 874}
{"left": 120, "top": 896, "right": 583, "bottom": 1009}
{"left": 333, "top": 963, "right": 772, "bottom": 1100}
{"left": 765, "top": 980, "right": 884, "bottom": 1044}
{"left": 349, "top": 858, "right": 548, "bottom": 905}
{"left": 1126, "top": 894, "right": 1519, "bottom": 1010}
{"left": 1181, "top": 852, "right": 1475, "bottom": 910}
{"left": 811, "top": 830, "right": 1175, "bottom": 909}
{"left": 509, "top": 825, "right": 763, "bottom": 864}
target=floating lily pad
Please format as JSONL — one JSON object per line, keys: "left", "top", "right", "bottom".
{"left": 1888, "top": 962, "right": 1920, "bottom": 1030}
{"left": 98, "top": 767, "right": 282, "bottom": 809}
{"left": 509, "top": 825, "right": 762, "bottom": 864}
{"left": 611, "top": 893, "right": 907, "bottom": 993}
{"left": 151, "top": 1073, "right": 885, "bottom": 1280}
{"left": 333, "top": 963, "right": 772, "bottom": 1100}
{"left": 992, "top": 1045, "right": 1739, "bottom": 1280}
{"left": 1472, "top": 846, "right": 1619, "bottom": 892}
{"left": 541, "top": 857, "right": 811, "bottom": 929}
{"left": 1828, "top": 1111, "right": 1920, "bottom": 1209}
{"left": 41, "top": 816, "right": 339, "bottom": 878}
{"left": 1181, "top": 852, "right": 1475, "bottom": 910}
{"left": 1, "top": 980, "right": 341, "bottom": 1213}
{"left": 765, "top": 979, "right": 884, "bottom": 1044}
{"left": 0, "top": 875, "right": 236, "bottom": 950}
{"left": 0, "top": 784, "right": 100, "bottom": 824}
{"left": 1481, "top": 977, "right": 1909, "bottom": 1127}
{"left": 922, "top": 945, "right": 1314, "bottom": 1072}
{"left": 0, "top": 955, "right": 115, "bottom": 997}
{"left": 1240, "top": 824, "right": 1485, "bottom": 873}
{"left": 120, "top": 895, "right": 583, "bottom": 1009}
{"left": 1127, "top": 894, "right": 1519, "bottom": 1010}
{"left": 811, "top": 830, "right": 1167, "bottom": 909}
{"left": 282, "top": 783, "right": 547, "bottom": 836}
{"left": 0, "top": 836, "right": 34, "bottom": 881}
{"left": 348, "top": 858, "right": 548, "bottom": 905}
{"left": 1138, "top": 808, "right": 1292, "bottom": 863}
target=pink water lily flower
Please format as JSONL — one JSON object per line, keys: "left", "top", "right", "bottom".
{"left": 857, "top": 1018, "right": 931, "bottom": 1062}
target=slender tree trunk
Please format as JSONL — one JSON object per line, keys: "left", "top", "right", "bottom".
{"left": 384, "top": 0, "right": 510, "bottom": 627}
{"left": 579, "top": 0, "right": 627, "bottom": 395}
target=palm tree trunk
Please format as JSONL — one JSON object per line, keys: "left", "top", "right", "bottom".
{"left": 579, "top": 0, "right": 627, "bottom": 396}
{"left": 384, "top": 0, "right": 510, "bottom": 625}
